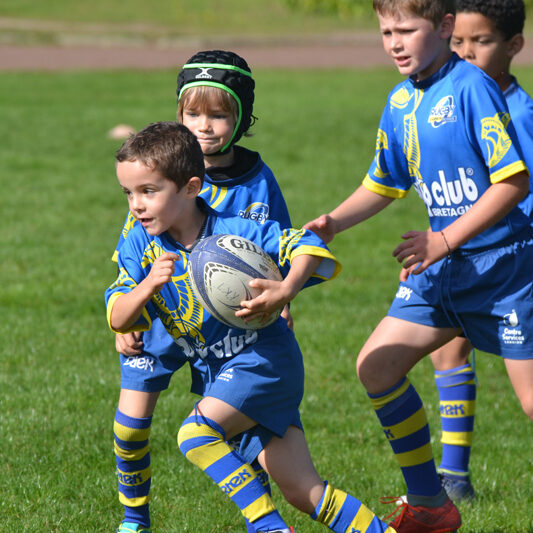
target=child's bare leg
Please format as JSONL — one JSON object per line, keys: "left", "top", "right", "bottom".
{"left": 356, "top": 316, "right": 460, "bottom": 393}
{"left": 118, "top": 388, "right": 160, "bottom": 417}
{"left": 258, "top": 425, "right": 324, "bottom": 513}
{"left": 430, "top": 336, "right": 472, "bottom": 370}
{"left": 505, "top": 358, "right": 533, "bottom": 420}
{"left": 259, "top": 426, "right": 393, "bottom": 532}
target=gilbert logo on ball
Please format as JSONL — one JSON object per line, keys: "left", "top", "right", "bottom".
{"left": 188, "top": 234, "right": 282, "bottom": 329}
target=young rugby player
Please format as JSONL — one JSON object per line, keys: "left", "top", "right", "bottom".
{"left": 107, "top": 120, "right": 395, "bottom": 533}
{"left": 304, "top": 0, "right": 532, "bottom": 530}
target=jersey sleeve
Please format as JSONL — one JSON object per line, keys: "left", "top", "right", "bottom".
{"left": 105, "top": 229, "right": 153, "bottom": 333}
{"left": 458, "top": 75, "right": 528, "bottom": 184}
{"left": 363, "top": 96, "right": 412, "bottom": 198}
{"left": 229, "top": 218, "right": 342, "bottom": 288}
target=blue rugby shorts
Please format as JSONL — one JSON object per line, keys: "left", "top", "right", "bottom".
{"left": 388, "top": 229, "right": 533, "bottom": 360}
{"left": 119, "top": 317, "right": 189, "bottom": 392}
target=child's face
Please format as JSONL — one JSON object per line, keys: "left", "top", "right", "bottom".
{"left": 181, "top": 101, "right": 236, "bottom": 156}
{"left": 451, "top": 12, "right": 513, "bottom": 82}
{"left": 377, "top": 10, "right": 454, "bottom": 81}
{"left": 116, "top": 160, "right": 193, "bottom": 237}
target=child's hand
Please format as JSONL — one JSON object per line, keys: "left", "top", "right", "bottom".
{"left": 393, "top": 230, "right": 449, "bottom": 275}
{"left": 116, "top": 331, "right": 143, "bottom": 356}
{"left": 281, "top": 304, "right": 293, "bottom": 330}
{"left": 303, "top": 214, "right": 337, "bottom": 244}
{"left": 235, "top": 278, "right": 292, "bottom": 325}
{"left": 146, "top": 252, "right": 180, "bottom": 292}
{"left": 399, "top": 264, "right": 417, "bottom": 282}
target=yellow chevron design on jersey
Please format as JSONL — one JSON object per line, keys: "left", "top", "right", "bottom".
{"left": 390, "top": 86, "right": 413, "bottom": 109}
{"left": 139, "top": 243, "right": 205, "bottom": 344}
{"left": 373, "top": 129, "right": 390, "bottom": 179}
{"left": 278, "top": 228, "right": 306, "bottom": 267}
{"left": 141, "top": 241, "right": 165, "bottom": 268}
{"left": 110, "top": 268, "right": 137, "bottom": 294}
{"left": 201, "top": 184, "right": 228, "bottom": 210}
{"left": 481, "top": 112, "right": 512, "bottom": 169}
{"left": 403, "top": 88, "right": 424, "bottom": 185}
{"left": 121, "top": 211, "right": 136, "bottom": 240}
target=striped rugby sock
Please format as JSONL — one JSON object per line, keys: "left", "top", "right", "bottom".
{"left": 114, "top": 409, "right": 152, "bottom": 528}
{"left": 368, "top": 378, "right": 443, "bottom": 501}
{"left": 311, "top": 481, "right": 394, "bottom": 532}
{"left": 177, "top": 414, "right": 287, "bottom": 531}
{"left": 435, "top": 364, "right": 476, "bottom": 476}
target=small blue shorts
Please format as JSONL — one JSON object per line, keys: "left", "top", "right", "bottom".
{"left": 119, "top": 317, "right": 190, "bottom": 392}
{"left": 197, "top": 321, "right": 305, "bottom": 440}
{"left": 388, "top": 229, "right": 533, "bottom": 360}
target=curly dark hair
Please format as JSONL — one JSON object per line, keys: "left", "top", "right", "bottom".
{"left": 456, "top": 0, "right": 525, "bottom": 38}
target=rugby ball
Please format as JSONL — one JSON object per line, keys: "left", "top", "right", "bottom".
{"left": 187, "top": 234, "right": 283, "bottom": 329}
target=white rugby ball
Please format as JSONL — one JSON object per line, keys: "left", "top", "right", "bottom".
{"left": 187, "top": 234, "right": 283, "bottom": 329}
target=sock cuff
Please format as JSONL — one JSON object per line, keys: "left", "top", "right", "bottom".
{"left": 115, "top": 409, "right": 153, "bottom": 429}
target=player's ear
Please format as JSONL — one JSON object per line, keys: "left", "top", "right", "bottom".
{"left": 186, "top": 176, "right": 203, "bottom": 197}
{"left": 507, "top": 34, "right": 524, "bottom": 59}
{"left": 439, "top": 13, "right": 455, "bottom": 40}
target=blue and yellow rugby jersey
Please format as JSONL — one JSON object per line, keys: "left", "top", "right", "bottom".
{"left": 105, "top": 200, "right": 340, "bottom": 362}
{"left": 112, "top": 149, "right": 291, "bottom": 262}
{"left": 364, "top": 53, "right": 529, "bottom": 249}
{"left": 505, "top": 77, "right": 533, "bottom": 220}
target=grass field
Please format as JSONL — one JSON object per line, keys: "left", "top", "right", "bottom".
{"left": 0, "top": 0, "right": 368, "bottom": 45}
{"left": 1, "top": 66, "right": 533, "bottom": 532}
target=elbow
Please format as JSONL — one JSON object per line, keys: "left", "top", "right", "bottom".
{"left": 109, "top": 314, "right": 127, "bottom": 333}
{"left": 516, "top": 170, "right": 530, "bottom": 201}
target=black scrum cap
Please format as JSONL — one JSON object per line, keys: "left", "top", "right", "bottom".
{"left": 177, "top": 50, "right": 255, "bottom": 153}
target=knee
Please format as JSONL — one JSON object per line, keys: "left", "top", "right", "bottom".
{"left": 177, "top": 415, "right": 225, "bottom": 463}
{"left": 356, "top": 350, "right": 389, "bottom": 392}
{"left": 518, "top": 394, "right": 533, "bottom": 421}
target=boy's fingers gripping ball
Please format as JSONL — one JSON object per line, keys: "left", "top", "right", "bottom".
{"left": 188, "top": 234, "right": 282, "bottom": 329}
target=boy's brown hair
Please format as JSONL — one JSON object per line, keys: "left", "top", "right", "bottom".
{"left": 373, "top": 0, "right": 456, "bottom": 26}
{"left": 116, "top": 121, "right": 205, "bottom": 190}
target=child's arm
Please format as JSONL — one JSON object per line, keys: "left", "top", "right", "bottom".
{"left": 236, "top": 254, "right": 322, "bottom": 323}
{"left": 304, "top": 185, "right": 394, "bottom": 243}
{"left": 394, "top": 172, "right": 529, "bottom": 274}
{"left": 109, "top": 252, "right": 180, "bottom": 332}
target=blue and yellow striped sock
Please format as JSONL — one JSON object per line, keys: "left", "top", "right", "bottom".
{"left": 368, "top": 378, "right": 442, "bottom": 500}
{"left": 435, "top": 364, "right": 476, "bottom": 477}
{"left": 114, "top": 409, "right": 152, "bottom": 528}
{"left": 311, "top": 481, "right": 394, "bottom": 532}
{"left": 245, "top": 461, "right": 272, "bottom": 532}
{"left": 178, "top": 414, "right": 287, "bottom": 531}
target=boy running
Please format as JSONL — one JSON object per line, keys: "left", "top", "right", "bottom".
{"left": 106, "top": 121, "right": 395, "bottom": 533}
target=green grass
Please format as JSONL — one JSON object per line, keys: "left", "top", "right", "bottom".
{"left": 1, "top": 67, "right": 533, "bottom": 532}
{"left": 0, "top": 0, "right": 365, "bottom": 41}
